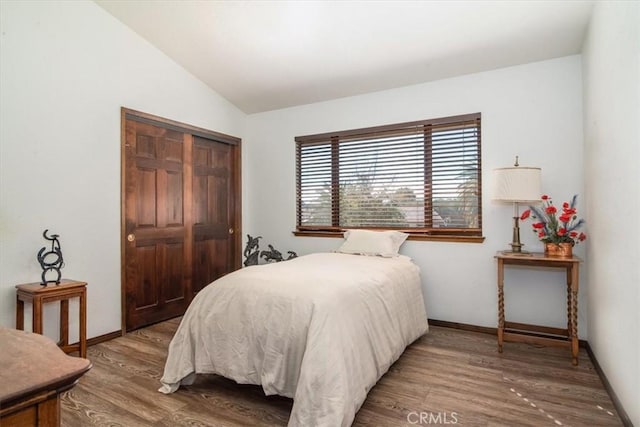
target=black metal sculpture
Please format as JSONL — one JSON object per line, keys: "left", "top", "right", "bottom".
{"left": 260, "top": 244, "right": 283, "bottom": 263}
{"left": 243, "top": 235, "right": 297, "bottom": 266}
{"left": 37, "top": 229, "right": 64, "bottom": 285}
{"left": 260, "top": 245, "right": 298, "bottom": 263}
{"left": 243, "top": 235, "right": 262, "bottom": 266}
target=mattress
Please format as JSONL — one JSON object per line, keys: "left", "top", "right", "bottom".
{"left": 159, "top": 252, "right": 428, "bottom": 426}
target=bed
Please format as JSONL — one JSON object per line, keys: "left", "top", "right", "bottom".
{"left": 159, "top": 250, "right": 428, "bottom": 426}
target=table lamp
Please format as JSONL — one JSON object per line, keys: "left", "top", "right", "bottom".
{"left": 492, "top": 156, "right": 541, "bottom": 254}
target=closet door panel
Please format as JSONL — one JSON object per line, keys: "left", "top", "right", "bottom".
{"left": 123, "top": 110, "right": 241, "bottom": 331}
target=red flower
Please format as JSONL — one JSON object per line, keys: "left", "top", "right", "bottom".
{"left": 559, "top": 214, "right": 572, "bottom": 223}
{"left": 521, "top": 194, "right": 586, "bottom": 245}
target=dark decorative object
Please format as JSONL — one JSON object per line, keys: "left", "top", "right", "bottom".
{"left": 36, "top": 229, "right": 64, "bottom": 285}
{"left": 260, "top": 245, "right": 283, "bottom": 263}
{"left": 243, "top": 235, "right": 297, "bottom": 266}
{"left": 260, "top": 245, "right": 298, "bottom": 263}
{"left": 243, "top": 235, "right": 262, "bottom": 267}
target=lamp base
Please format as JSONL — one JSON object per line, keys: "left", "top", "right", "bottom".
{"left": 500, "top": 250, "right": 533, "bottom": 256}
{"left": 507, "top": 215, "right": 529, "bottom": 256}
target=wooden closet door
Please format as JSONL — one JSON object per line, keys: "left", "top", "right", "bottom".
{"left": 192, "top": 137, "right": 236, "bottom": 293}
{"left": 122, "top": 109, "right": 241, "bottom": 332}
{"left": 124, "top": 120, "right": 192, "bottom": 331}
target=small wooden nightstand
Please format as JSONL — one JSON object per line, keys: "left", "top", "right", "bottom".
{"left": 495, "top": 252, "right": 581, "bottom": 365}
{"left": 15, "top": 279, "right": 87, "bottom": 358}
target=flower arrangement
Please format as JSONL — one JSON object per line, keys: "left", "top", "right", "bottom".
{"left": 520, "top": 194, "right": 586, "bottom": 245}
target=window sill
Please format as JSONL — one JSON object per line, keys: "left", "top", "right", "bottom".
{"left": 292, "top": 230, "right": 485, "bottom": 243}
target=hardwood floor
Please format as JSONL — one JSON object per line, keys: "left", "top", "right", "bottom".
{"left": 61, "top": 318, "right": 623, "bottom": 426}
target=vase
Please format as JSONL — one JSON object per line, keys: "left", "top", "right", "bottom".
{"left": 545, "top": 242, "right": 573, "bottom": 258}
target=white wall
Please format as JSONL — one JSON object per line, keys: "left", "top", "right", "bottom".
{"left": 582, "top": 1, "right": 639, "bottom": 424}
{"left": 3, "top": 1, "right": 633, "bottom": 419}
{"left": 0, "top": 1, "right": 245, "bottom": 340}
{"left": 245, "top": 56, "right": 586, "bottom": 335}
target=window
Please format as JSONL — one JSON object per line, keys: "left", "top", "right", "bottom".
{"left": 295, "top": 113, "right": 482, "bottom": 242}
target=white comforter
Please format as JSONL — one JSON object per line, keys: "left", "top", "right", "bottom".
{"left": 159, "top": 252, "right": 428, "bottom": 426}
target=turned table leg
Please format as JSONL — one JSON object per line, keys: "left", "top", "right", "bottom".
{"left": 570, "top": 265, "right": 579, "bottom": 366}
{"left": 497, "top": 258, "right": 505, "bottom": 353}
{"left": 566, "top": 269, "right": 572, "bottom": 337}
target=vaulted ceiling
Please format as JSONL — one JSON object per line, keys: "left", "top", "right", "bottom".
{"left": 95, "top": 0, "right": 594, "bottom": 114}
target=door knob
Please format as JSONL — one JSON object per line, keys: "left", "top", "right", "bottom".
{"left": 127, "top": 234, "right": 135, "bottom": 242}
{"left": 228, "top": 228, "right": 234, "bottom": 235}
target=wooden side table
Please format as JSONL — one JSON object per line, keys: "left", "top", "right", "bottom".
{"left": 0, "top": 327, "right": 91, "bottom": 426}
{"left": 495, "top": 252, "right": 581, "bottom": 365}
{"left": 16, "top": 279, "right": 87, "bottom": 358}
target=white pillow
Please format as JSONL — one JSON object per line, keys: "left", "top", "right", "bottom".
{"left": 336, "top": 229, "right": 409, "bottom": 257}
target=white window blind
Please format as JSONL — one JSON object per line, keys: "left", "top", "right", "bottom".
{"left": 296, "top": 113, "right": 482, "bottom": 239}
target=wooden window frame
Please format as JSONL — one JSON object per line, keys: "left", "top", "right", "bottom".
{"left": 294, "top": 113, "right": 484, "bottom": 243}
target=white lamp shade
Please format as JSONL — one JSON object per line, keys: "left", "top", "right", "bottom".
{"left": 492, "top": 166, "right": 541, "bottom": 202}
